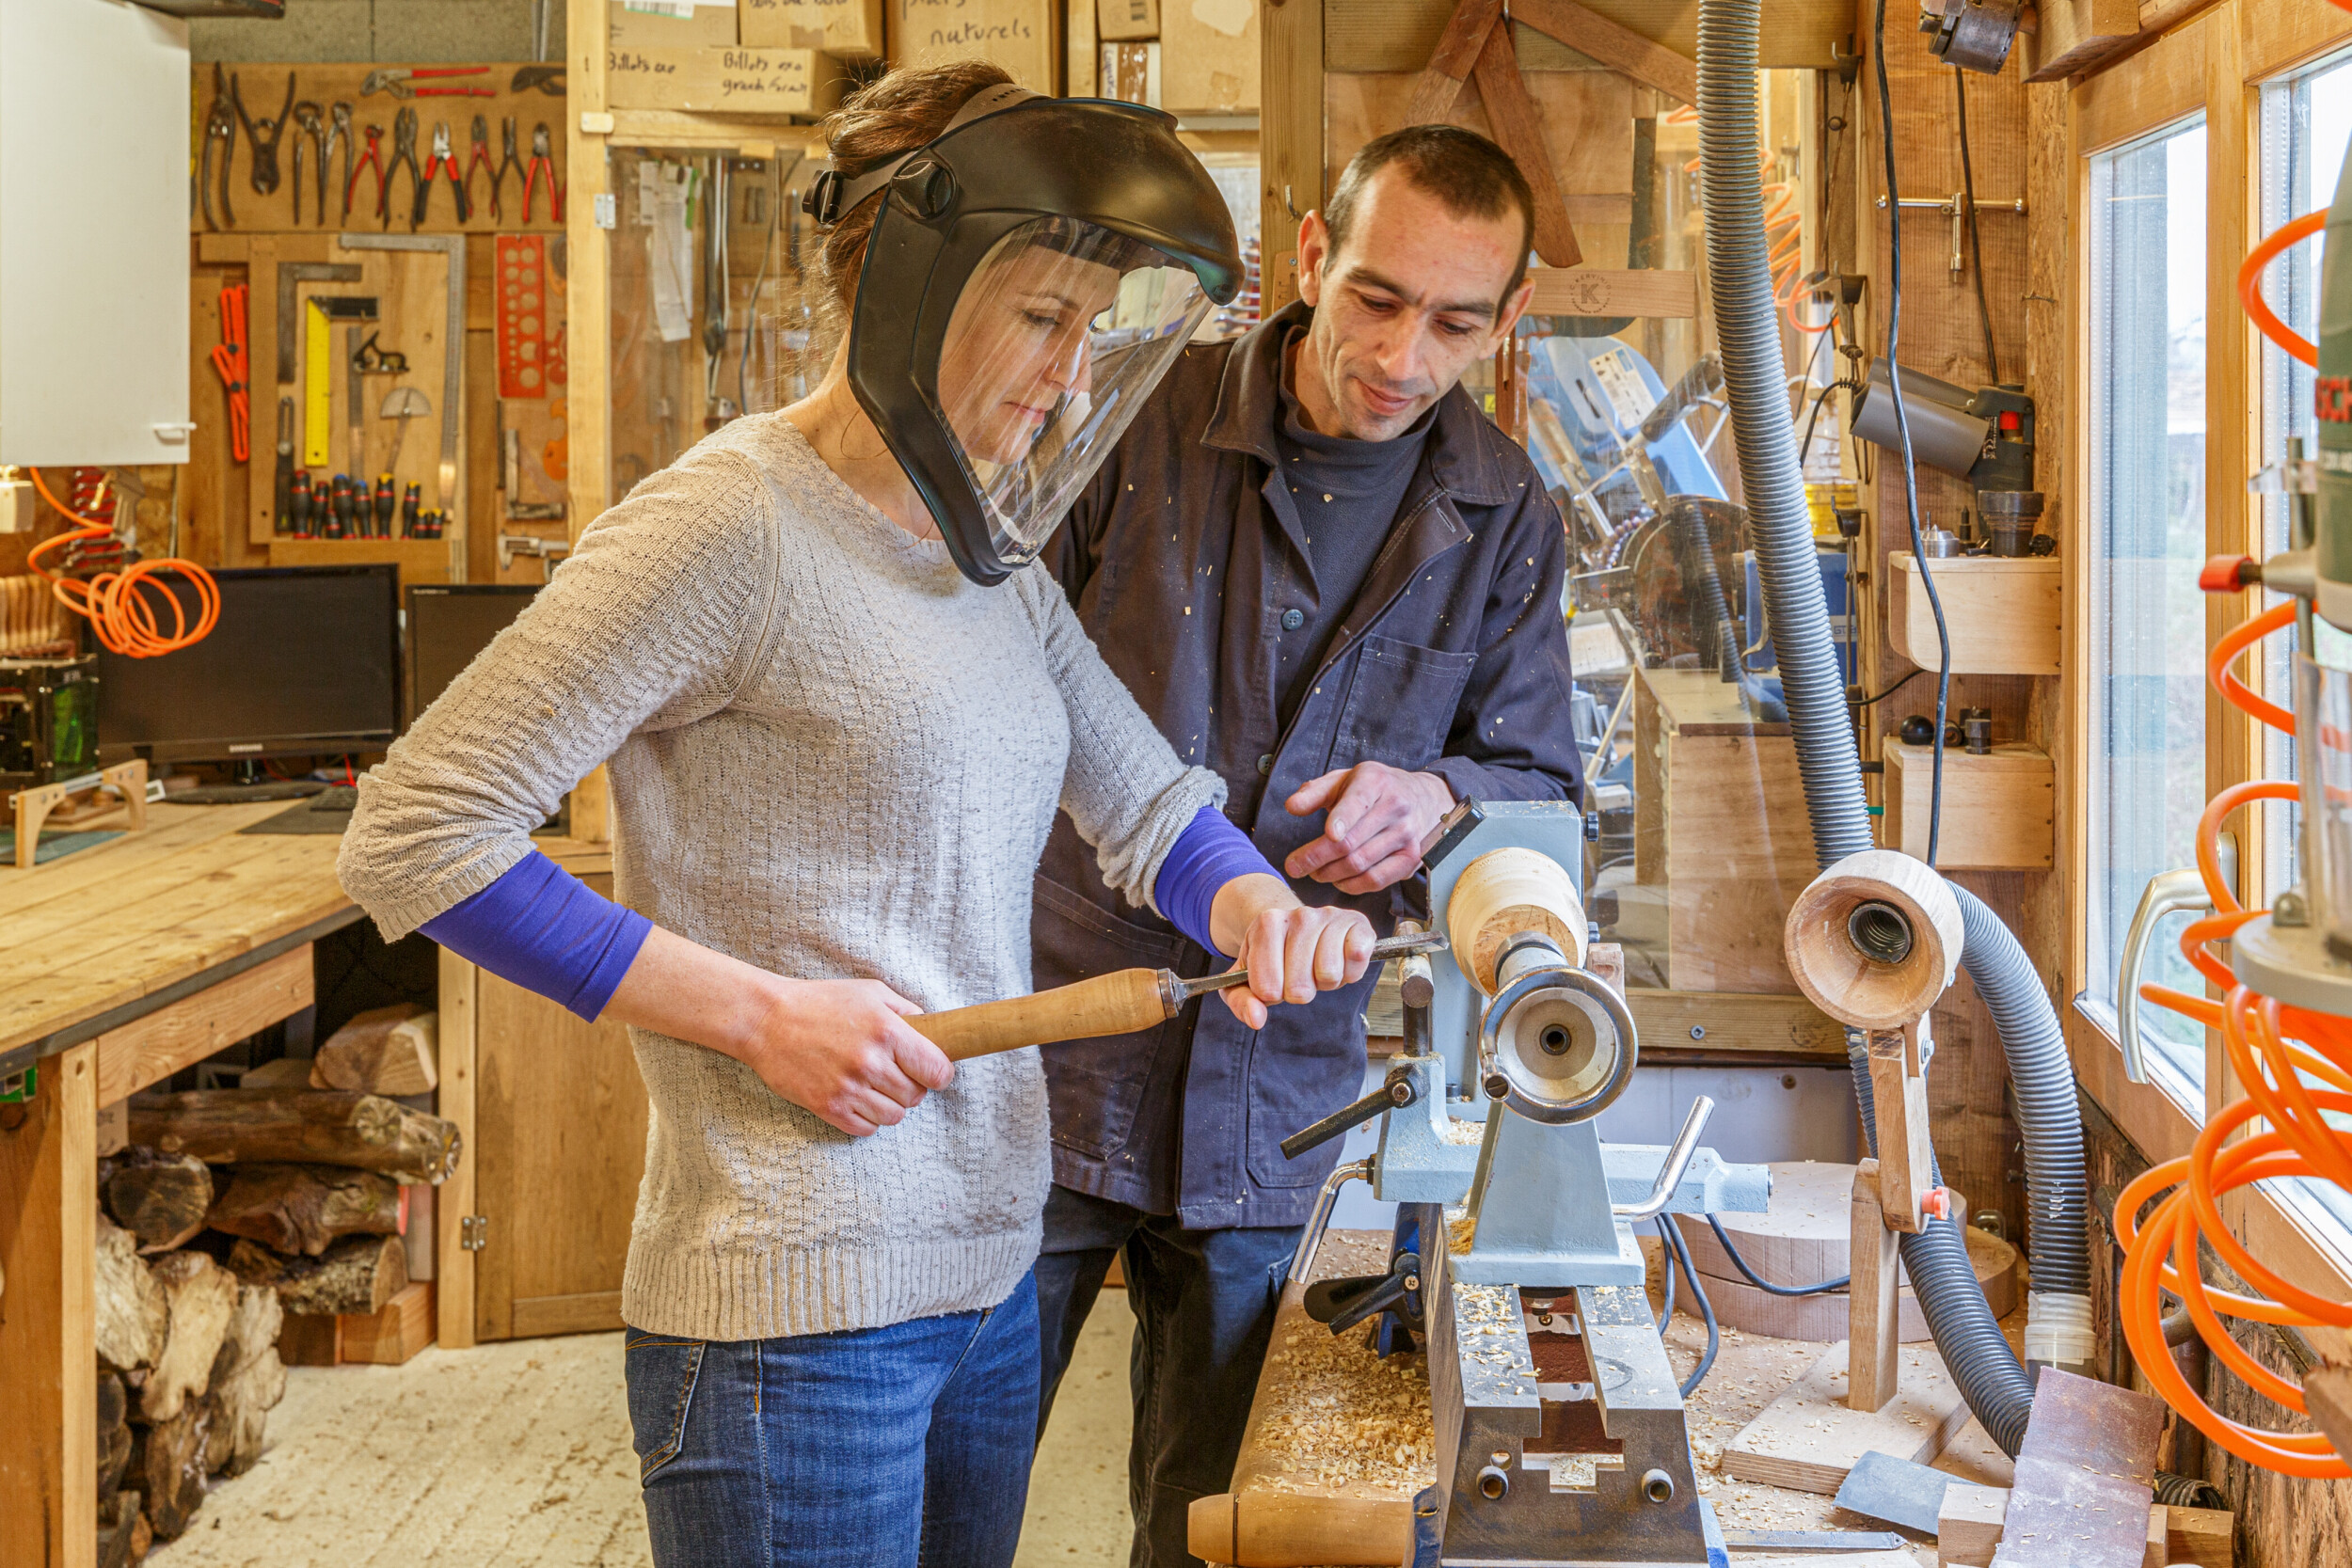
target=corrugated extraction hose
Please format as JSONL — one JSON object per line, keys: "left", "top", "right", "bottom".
{"left": 1696, "top": 0, "right": 2088, "bottom": 1457}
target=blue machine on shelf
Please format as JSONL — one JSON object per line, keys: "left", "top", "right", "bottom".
{"left": 1283, "top": 800, "right": 1769, "bottom": 1568}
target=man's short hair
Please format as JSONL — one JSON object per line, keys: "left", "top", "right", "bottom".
{"left": 1322, "top": 125, "right": 1537, "bottom": 309}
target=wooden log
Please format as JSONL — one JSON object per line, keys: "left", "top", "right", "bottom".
{"left": 129, "top": 1088, "right": 461, "bottom": 1184}
{"left": 103, "top": 1146, "right": 215, "bottom": 1254}
{"left": 141, "top": 1251, "right": 240, "bottom": 1423}
{"left": 204, "top": 1347, "right": 284, "bottom": 1478}
{"left": 97, "top": 1488, "right": 144, "bottom": 1568}
{"left": 131, "top": 1401, "right": 211, "bottom": 1541}
{"left": 206, "top": 1161, "right": 404, "bottom": 1257}
{"left": 310, "top": 1004, "right": 438, "bottom": 1096}
{"left": 95, "top": 1214, "right": 168, "bottom": 1372}
{"left": 230, "top": 1232, "right": 408, "bottom": 1317}
{"left": 211, "top": 1280, "right": 285, "bottom": 1386}
{"left": 237, "top": 1057, "right": 314, "bottom": 1089}
{"left": 97, "top": 1368, "right": 132, "bottom": 1501}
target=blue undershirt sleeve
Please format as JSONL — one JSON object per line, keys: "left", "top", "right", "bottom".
{"left": 1154, "top": 805, "right": 1283, "bottom": 959}
{"left": 420, "top": 849, "right": 653, "bottom": 1022}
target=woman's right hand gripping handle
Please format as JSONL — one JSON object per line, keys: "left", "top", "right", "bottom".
{"left": 603, "top": 927, "right": 956, "bottom": 1137}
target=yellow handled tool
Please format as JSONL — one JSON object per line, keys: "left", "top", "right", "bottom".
{"left": 906, "top": 932, "right": 1447, "bottom": 1061}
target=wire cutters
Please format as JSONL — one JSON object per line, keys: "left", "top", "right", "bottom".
{"left": 322, "top": 103, "right": 351, "bottom": 226}
{"left": 289, "top": 102, "right": 324, "bottom": 226}
{"left": 417, "top": 120, "right": 471, "bottom": 227}
{"left": 464, "top": 115, "right": 495, "bottom": 223}
{"left": 491, "top": 117, "right": 526, "bottom": 223}
{"left": 200, "top": 63, "right": 237, "bottom": 230}
{"left": 345, "top": 122, "right": 386, "bottom": 223}
{"left": 524, "top": 121, "right": 564, "bottom": 224}
{"left": 231, "top": 71, "right": 294, "bottom": 197}
{"left": 383, "top": 107, "right": 421, "bottom": 230}
{"left": 210, "top": 282, "right": 252, "bottom": 464}
{"left": 361, "top": 66, "right": 495, "bottom": 100}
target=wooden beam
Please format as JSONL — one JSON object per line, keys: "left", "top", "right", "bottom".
{"left": 1470, "top": 25, "right": 1581, "bottom": 267}
{"left": 1404, "top": 0, "right": 1502, "bottom": 124}
{"left": 0, "top": 1042, "right": 97, "bottom": 1568}
{"left": 1524, "top": 267, "right": 1696, "bottom": 318}
{"left": 434, "top": 947, "right": 479, "bottom": 1351}
{"left": 1508, "top": 0, "right": 1698, "bottom": 104}
{"left": 1847, "top": 1159, "right": 1900, "bottom": 1414}
{"left": 1259, "top": 0, "right": 1324, "bottom": 313}
{"left": 2026, "top": 0, "right": 2141, "bottom": 82}
{"left": 1866, "top": 1020, "right": 1935, "bottom": 1232}
{"left": 93, "top": 945, "right": 311, "bottom": 1107}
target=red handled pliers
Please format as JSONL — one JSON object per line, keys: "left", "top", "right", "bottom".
{"left": 415, "top": 120, "right": 470, "bottom": 228}
{"left": 464, "top": 115, "right": 495, "bottom": 223}
{"left": 524, "top": 122, "right": 564, "bottom": 224}
{"left": 344, "top": 122, "right": 386, "bottom": 222}
{"left": 361, "top": 67, "right": 495, "bottom": 100}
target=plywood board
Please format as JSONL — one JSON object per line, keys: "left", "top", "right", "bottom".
{"left": 1721, "top": 1341, "right": 1971, "bottom": 1495}
{"left": 93, "top": 945, "right": 312, "bottom": 1106}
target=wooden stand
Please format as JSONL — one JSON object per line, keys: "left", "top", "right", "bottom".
{"left": 1848, "top": 1159, "right": 1901, "bottom": 1414}
{"left": 10, "top": 759, "right": 146, "bottom": 869}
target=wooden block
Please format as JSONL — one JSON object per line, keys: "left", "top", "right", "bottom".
{"left": 2024, "top": 0, "right": 2139, "bottom": 82}
{"left": 739, "top": 0, "right": 886, "bottom": 56}
{"left": 891, "top": 0, "right": 1058, "bottom": 88}
{"left": 312, "top": 1004, "right": 438, "bottom": 1096}
{"left": 1939, "top": 1481, "right": 2008, "bottom": 1567}
{"left": 278, "top": 1311, "right": 342, "bottom": 1367}
{"left": 341, "top": 1280, "right": 435, "bottom": 1366}
{"left": 1156, "top": 0, "right": 1258, "bottom": 114}
{"left": 94, "top": 945, "right": 313, "bottom": 1106}
{"left": 1187, "top": 1489, "right": 1408, "bottom": 1568}
{"left": 1723, "top": 1340, "right": 1969, "bottom": 1495}
{"left": 1887, "top": 553, "right": 2061, "bottom": 676}
{"left": 1095, "top": 0, "right": 1159, "bottom": 40}
{"left": 1866, "top": 1023, "right": 1934, "bottom": 1233}
{"left": 603, "top": 45, "right": 850, "bottom": 113}
{"left": 1630, "top": 990, "right": 1846, "bottom": 1056}
{"left": 2156, "top": 1504, "right": 2233, "bottom": 1568}
{"left": 1882, "top": 741, "right": 2056, "bottom": 872}
{"left": 1848, "top": 1161, "right": 1900, "bottom": 1413}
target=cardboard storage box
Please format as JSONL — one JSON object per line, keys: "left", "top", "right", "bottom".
{"left": 738, "top": 0, "right": 884, "bottom": 57}
{"left": 604, "top": 44, "right": 850, "bottom": 113}
{"left": 891, "top": 0, "right": 1058, "bottom": 90}
{"left": 1097, "top": 0, "right": 1159, "bottom": 40}
{"left": 1157, "top": 0, "right": 1257, "bottom": 114}
{"left": 609, "top": 0, "right": 739, "bottom": 49}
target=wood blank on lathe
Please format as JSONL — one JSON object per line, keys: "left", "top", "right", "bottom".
{"left": 1445, "top": 846, "right": 1586, "bottom": 993}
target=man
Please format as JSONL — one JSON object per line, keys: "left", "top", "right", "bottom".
{"left": 1030, "top": 125, "right": 1583, "bottom": 1566}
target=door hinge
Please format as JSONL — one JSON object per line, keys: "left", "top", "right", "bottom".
{"left": 461, "top": 1214, "right": 489, "bottom": 1252}
{"left": 593, "top": 193, "right": 618, "bottom": 230}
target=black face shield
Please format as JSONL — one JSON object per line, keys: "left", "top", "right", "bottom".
{"left": 804, "top": 87, "right": 1241, "bottom": 584}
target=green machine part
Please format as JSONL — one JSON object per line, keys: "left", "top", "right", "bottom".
{"left": 0, "top": 1064, "right": 36, "bottom": 1104}
{"left": 0, "top": 657, "right": 99, "bottom": 784}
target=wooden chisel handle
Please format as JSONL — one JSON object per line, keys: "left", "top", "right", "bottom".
{"left": 907, "top": 968, "right": 1183, "bottom": 1061}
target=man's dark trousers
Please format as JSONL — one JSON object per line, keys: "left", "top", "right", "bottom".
{"left": 1034, "top": 1186, "right": 1299, "bottom": 1568}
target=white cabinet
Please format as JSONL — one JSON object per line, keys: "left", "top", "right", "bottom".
{"left": 0, "top": 0, "right": 193, "bottom": 466}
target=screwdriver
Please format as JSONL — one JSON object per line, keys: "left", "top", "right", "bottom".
{"left": 906, "top": 931, "right": 1448, "bottom": 1062}
{"left": 373, "top": 475, "right": 395, "bottom": 538}
{"left": 401, "top": 482, "right": 421, "bottom": 538}
{"left": 289, "top": 470, "right": 314, "bottom": 537}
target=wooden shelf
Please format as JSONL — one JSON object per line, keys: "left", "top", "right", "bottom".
{"left": 1886, "top": 553, "right": 2061, "bottom": 676}
{"left": 1882, "top": 740, "right": 2055, "bottom": 871}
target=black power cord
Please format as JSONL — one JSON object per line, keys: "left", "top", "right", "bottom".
{"left": 1658, "top": 1217, "right": 1720, "bottom": 1397}
{"left": 1876, "top": 0, "right": 1953, "bottom": 865}
{"left": 1951, "top": 68, "right": 2000, "bottom": 388}
{"left": 1706, "top": 1213, "right": 1851, "bottom": 1295}
{"left": 1851, "top": 668, "right": 1925, "bottom": 709}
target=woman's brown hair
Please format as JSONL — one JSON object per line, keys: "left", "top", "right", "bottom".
{"left": 811, "top": 59, "right": 1015, "bottom": 331}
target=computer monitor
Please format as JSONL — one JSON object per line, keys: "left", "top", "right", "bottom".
{"left": 406, "top": 584, "right": 540, "bottom": 726}
{"left": 95, "top": 565, "right": 400, "bottom": 765}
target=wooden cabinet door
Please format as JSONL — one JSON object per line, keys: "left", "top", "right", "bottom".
{"left": 460, "top": 873, "right": 650, "bottom": 1342}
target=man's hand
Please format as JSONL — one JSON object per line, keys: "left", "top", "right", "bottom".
{"left": 1283, "top": 762, "right": 1455, "bottom": 895}
{"left": 733, "top": 977, "right": 956, "bottom": 1137}
{"left": 1209, "top": 872, "right": 1376, "bottom": 1029}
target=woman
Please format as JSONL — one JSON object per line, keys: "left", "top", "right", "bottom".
{"left": 337, "top": 62, "right": 1373, "bottom": 1568}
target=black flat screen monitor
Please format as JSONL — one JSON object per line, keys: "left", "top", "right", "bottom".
{"left": 406, "top": 584, "right": 540, "bottom": 726}
{"left": 95, "top": 565, "right": 400, "bottom": 765}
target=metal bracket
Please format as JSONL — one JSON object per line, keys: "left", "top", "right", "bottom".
{"left": 1876, "top": 192, "right": 2026, "bottom": 274}
{"left": 500, "top": 532, "right": 571, "bottom": 572}
{"left": 460, "top": 1214, "right": 489, "bottom": 1252}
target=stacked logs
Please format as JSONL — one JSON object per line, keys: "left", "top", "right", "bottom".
{"left": 92, "top": 1046, "right": 457, "bottom": 1557}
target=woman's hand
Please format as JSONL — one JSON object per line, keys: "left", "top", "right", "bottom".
{"left": 1208, "top": 872, "right": 1377, "bottom": 1029}
{"left": 737, "top": 978, "right": 958, "bottom": 1137}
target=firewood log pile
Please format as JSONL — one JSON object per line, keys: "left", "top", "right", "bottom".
{"left": 93, "top": 1046, "right": 457, "bottom": 1559}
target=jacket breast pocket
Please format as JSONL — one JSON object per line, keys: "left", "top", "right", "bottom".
{"left": 1327, "top": 635, "right": 1477, "bottom": 774}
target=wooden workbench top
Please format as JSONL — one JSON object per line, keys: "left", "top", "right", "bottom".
{"left": 0, "top": 800, "right": 612, "bottom": 1062}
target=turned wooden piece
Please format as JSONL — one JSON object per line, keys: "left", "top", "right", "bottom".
{"left": 1784, "top": 848, "right": 1963, "bottom": 1030}
{"left": 1444, "top": 846, "right": 1587, "bottom": 994}
{"left": 909, "top": 967, "right": 1173, "bottom": 1060}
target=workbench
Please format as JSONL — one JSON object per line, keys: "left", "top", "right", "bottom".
{"left": 0, "top": 800, "right": 612, "bottom": 1568}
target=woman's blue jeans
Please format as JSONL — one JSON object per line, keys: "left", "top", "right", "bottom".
{"left": 624, "top": 1272, "right": 1041, "bottom": 1567}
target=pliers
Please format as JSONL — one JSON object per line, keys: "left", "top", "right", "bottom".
{"left": 231, "top": 70, "right": 294, "bottom": 197}
{"left": 417, "top": 120, "right": 471, "bottom": 228}
{"left": 200, "top": 63, "right": 237, "bottom": 230}
{"left": 323, "top": 103, "right": 352, "bottom": 227}
{"left": 344, "top": 122, "right": 386, "bottom": 224}
{"left": 360, "top": 66, "right": 494, "bottom": 100}
{"left": 491, "top": 117, "right": 526, "bottom": 223}
{"left": 524, "top": 121, "right": 564, "bottom": 224}
{"left": 289, "top": 101, "right": 324, "bottom": 226}
{"left": 383, "top": 106, "right": 421, "bottom": 230}
{"left": 464, "top": 116, "right": 495, "bottom": 223}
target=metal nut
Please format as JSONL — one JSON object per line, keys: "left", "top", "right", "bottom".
{"left": 1641, "top": 1468, "right": 1675, "bottom": 1503}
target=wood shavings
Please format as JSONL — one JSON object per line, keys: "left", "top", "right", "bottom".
{"left": 1252, "top": 1322, "right": 1437, "bottom": 1498}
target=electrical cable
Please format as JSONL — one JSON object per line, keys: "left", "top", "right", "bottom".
{"left": 1706, "top": 1213, "right": 1851, "bottom": 1295}
{"left": 1951, "top": 68, "right": 2001, "bottom": 387}
{"left": 24, "top": 467, "right": 220, "bottom": 657}
{"left": 1874, "top": 0, "right": 1953, "bottom": 866}
{"left": 1660, "top": 1216, "right": 1721, "bottom": 1397}
{"left": 1850, "top": 668, "right": 1924, "bottom": 709}
{"left": 1655, "top": 1218, "right": 1677, "bottom": 1334}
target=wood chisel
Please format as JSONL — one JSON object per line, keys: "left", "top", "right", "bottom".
{"left": 907, "top": 932, "right": 1448, "bottom": 1062}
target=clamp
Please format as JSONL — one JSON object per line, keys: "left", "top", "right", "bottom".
{"left": 289, "top": 102, "right": 324, "bottom": 226}
{"left": 491, "top": 117, "right": 526, "bottom": 223}
{"left": 463, "top": 116, "right": 495, "bottom": 224}
{"left": 231, "top": 70, "right": 295, "bottom": 197}
{"left": 383, "top": 107, "right": 422, "bottom": 230}
{"left": 511, "top": 65, "right": 566, "bottom": 97}
{"left": 344, "top": 123, "right": 386, "bottom": 224}
{"left": 416, "top": 120, "right": 471, "bottom": 228}
{"left": 200, "top": 63, "right": 237, "bottom": 231}
{"left": 360, "top": 66, "right": 494, "bottom": 100}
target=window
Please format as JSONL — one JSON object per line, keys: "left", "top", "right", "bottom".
{"left": 2081, "top": 117, "right": 2211, "bottom": 1099}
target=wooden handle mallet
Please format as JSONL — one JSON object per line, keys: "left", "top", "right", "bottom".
{"left": 905, "top": 932, "right": 1447, "bottom": 1061}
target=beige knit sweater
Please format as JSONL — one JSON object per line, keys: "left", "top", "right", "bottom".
{"left": 337, "top": 414, "right": 1222, "bottom": 1340}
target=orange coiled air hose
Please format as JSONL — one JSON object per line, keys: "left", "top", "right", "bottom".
{"left": 24, "top": 467, "right": 220, "bottom": 657}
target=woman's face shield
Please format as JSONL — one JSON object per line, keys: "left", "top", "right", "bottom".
{"left": 929, "top": 219, "right": 1214, "bottom": 571}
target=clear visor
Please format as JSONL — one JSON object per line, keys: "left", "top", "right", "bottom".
{"left": 932, "top": 218, "right": 1215, "bottom": 567}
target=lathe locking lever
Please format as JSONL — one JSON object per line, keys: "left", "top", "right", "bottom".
{"left": 1279, "top": 1061, "right": 1421, "bottom": 1161}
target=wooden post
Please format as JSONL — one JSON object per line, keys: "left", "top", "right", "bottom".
{"left": 1848, "top": 1156, "right": 1899, "bottom": 1414}
{"left": 435, "top": 947, "right": 480, "bottom": 1350}
{"left": 568, "top": 0, "right": 613, "bottom": 546}
{"left": 0, "top": 1041, "right": 97, "bottom": 1568}
{"left": 1866, "top": 1017, "right": 1935, "bottom": 1232}
{"left": 1258, "top": 0, "right": 1324, "bottom": 316}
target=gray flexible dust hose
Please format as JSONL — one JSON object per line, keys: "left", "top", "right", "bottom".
{"left": 1696, "top": 0, "right": 2086, "bottom": 1457}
